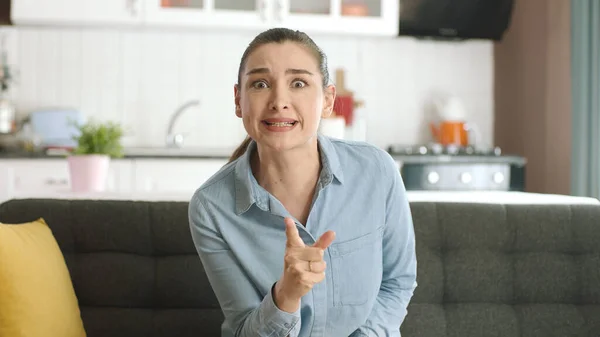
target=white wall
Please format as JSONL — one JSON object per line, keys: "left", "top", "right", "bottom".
{"left": 0, "top": 26, "right": 493, "bottom": 150}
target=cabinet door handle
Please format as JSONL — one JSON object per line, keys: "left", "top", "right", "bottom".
{"left": 45, "top": 178, "right": 68, "bottom": 185}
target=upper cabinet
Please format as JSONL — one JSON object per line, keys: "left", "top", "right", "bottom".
{"left": 11, "top": 0, "right": 399, "bottom": 36}
{"left": 144, "top": 0, "right": 398, "bottom": 36}
{"left": 11, "top": 0, "right": 143, "bottom": 26}
{"left": 144, "top": 0, "right": 270, "bottom": 30}
{"left": 281, "top": 0, "right": 398, "bottom": 36}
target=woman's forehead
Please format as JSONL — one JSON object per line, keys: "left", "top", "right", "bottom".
{"left": 245, "top": 42, "right": 319, "bottom": 71}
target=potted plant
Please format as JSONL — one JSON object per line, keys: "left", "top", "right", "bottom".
{"left": 68, "top": 120, "right": 124, "bottom": 192}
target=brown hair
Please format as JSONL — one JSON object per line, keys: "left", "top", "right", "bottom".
{"left": 227, "top": 28, "right": 331, "bottom": 163}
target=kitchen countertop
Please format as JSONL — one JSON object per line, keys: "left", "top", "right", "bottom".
{"left": 0, "top": 147, "right": 234, "bottom": 160}
{"left": 0, "top": 147, "right": 526, "bottom": 164}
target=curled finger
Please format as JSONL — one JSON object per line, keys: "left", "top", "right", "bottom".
{"left": 307, "top": 260, "right": 327, "bottom": 273}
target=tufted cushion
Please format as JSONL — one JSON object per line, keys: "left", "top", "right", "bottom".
{"left": 0, "top": 199, "right": 598, "bottom": 337}
{"left": 404, "top": 202, "right": 600, "bottom": 337}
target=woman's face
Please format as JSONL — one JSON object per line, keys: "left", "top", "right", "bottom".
{"left": 235, "top": 42, "right": 335, "bottom": 152}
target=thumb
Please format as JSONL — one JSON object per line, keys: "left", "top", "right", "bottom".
{"left": 284, "top": 217, "right": 305, "bottom": 247}
{"left": 313, "top": 230, "right": 336, "bottom": 249}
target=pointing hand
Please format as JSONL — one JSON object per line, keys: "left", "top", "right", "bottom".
{"left": 274, "top": 217, "right": 335, "bottom": 313}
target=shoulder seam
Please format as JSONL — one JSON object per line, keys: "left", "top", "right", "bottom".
{"left": 191, "top": 187, "right": 222, "bottom": 233}
{"left": 197, "top": 161, "right": 236, "bottom": 192}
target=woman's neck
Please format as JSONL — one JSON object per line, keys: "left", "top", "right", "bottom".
{"left": 251, "top": 139, "right": 321, "bottom": 218}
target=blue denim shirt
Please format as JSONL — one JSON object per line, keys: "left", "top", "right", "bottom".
{"left": 188, "top": 135, "right": 417, "bottom": 337}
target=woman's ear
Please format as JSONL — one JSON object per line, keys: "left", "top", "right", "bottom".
{"left": 322, "top": 84, "right": 336, "bottom": 118}
{"left": 234, "top": 84, "right": 242, "bottom": 118}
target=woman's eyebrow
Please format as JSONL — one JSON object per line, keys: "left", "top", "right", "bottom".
{"left": 245, "top": 68, "right": 314, "bottom": 76}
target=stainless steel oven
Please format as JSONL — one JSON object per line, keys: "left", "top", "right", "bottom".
{"left": 388, "top": 144, "right": 526, "bottom": 191}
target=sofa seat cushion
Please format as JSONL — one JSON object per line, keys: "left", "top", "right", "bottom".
{"left": 0, "top": 218, "right": 86, "bottom": 337}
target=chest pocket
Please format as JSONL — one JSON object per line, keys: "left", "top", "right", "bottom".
{"left": 328, "top": 225, "right": 384, "bottom": 307}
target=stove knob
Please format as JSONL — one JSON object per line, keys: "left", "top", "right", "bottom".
{"left": 460, "top": 172, "right": 472, "bottom": 184}
{"left": 430, "top": 143, "right": 443, "bottom": 155}
{"left": 446, "top": 145, "right": 459, "bottom": 155}
{"left": 427, "top": 171, "right": 440, "bottom": 184}
{"left": 418, "top": 146, "right": 428, "bottom": 155}
{"left": 493, "top": 172, "right": 505, "bottom": 184}
{"left": 493, "top": 147, "right": 502, "bottom": 156}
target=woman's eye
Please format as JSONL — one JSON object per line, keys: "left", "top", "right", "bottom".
{"left": 252, "top": 81, "right": 268, "bottom": 89}
{"left": 292, "top": 80, "right": 306, "bottom": 88}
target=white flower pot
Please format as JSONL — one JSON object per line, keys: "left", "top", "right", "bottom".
{"left": 67, "top": 155, "right": 110, "bottom": 192}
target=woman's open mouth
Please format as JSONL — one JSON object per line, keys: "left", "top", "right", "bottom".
{"left": 262, "top": 119, "right": 298, "bottom": 132}
{"left": 263, "top": 121, "right": 297, "bottom": 127}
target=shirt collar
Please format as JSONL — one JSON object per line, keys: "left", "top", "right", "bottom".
{"left": 234, "top": 134, "right": 344, "bottom": 215}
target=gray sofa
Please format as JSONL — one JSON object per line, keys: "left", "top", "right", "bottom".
{"left": 0, "top": 199, "right": 599, "bottom": 337}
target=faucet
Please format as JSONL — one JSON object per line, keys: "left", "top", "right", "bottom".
{"left": 165, "top": 99, "right": 200, "bottom": 148}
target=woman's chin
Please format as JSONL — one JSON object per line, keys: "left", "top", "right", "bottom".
{"left": 259, "top": 138, "right": 296, "bottom": 152}
{"left": 256, "top": 133, "right": 317, "bottom": 154}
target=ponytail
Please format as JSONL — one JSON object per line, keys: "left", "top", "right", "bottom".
{"left": 228, "top": 136, "right": 252, "bottom": 163}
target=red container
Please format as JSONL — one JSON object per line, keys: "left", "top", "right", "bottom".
{"left": 333, "top": 95, "right": 354, "bottom": 126}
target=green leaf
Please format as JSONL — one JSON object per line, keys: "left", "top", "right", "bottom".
{"left": 70, "top": 119, "right": 125, "bottom": 158}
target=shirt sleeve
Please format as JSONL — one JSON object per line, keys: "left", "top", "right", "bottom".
{"left": 188, "top": 194, "right": 301, "bottom": 337}
{"left": 351, "top": 150, "right": 418, "bottom": 337}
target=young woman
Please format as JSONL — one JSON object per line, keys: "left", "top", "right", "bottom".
{"left": 188, "top": 27, "right": 417, "bottom": 337}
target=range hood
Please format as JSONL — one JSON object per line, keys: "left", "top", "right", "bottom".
{"left": 399, "top": 0, "right": 515, "bottom": 41}
{"left": 0, "top": 0, "right": 10, "bottom": 25}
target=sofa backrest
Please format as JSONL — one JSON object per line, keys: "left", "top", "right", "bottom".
{"left": 404, "top": 202, "right": 600, "bottom": 337}
{"left": 0, "top": 199, "right": 222, "bottom": 337}
{"left": 0, "top": 199, "right": 599, "bottom": 337}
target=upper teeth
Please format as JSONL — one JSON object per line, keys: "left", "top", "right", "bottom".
{"left": 269, "top": 122, "right": 294, "bottom": 126}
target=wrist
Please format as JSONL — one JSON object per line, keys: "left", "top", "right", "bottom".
{"left": 273, "top": 281, "right": 300, "bottom": 313}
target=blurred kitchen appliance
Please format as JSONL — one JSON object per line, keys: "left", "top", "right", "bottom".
{"left": 0, "top": 96, "right": 15, "bottom": 134}
{"left": 429, "top": 96, "right": 476, "bottom": 146}
{"left": 332, "top": 68, "right": 363, "bottom": 126}
{"left": 430, "top": 121, "right": 468, "bottom": 146}
{"left": 398, "top": 0, "right": 514, "bottom": 40}
{"left": 29, "top": 109, "right": 84, "bottom": 150}
{"left": 0, "top": 0, "right": 9, "bottom": 25}
{"left": 388, "top": 143, "right": 526, "bottom": 191}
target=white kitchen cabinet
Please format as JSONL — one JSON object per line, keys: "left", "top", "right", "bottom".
{"left": 0, "top": 158, "right": 227, "bottom": 202}
{"left": 0, "top": 159, "right": 133, "bottom": 200}
{"left": 143, "top": 0, "right": 399, "bottom": 36}
{"left": 279, "top": 0, "right": 399, "bottom": 36}
{"left": 11, "top": 0, "right": 142, "bottom": 26}
{"left": 132, "top": 158, "right": 227, "bottom": 195}
{"left": 11, "top": 0, "right": 397, "bottom": 36}
{"left": 143, "top": 0, "right": 271, "bottom": 30}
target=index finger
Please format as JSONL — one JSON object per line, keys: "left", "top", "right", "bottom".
{"left": 284, "top": 217, "right": 305, "bottom": 248}
{"left": 313, "top": 230, "right": 336, "bottom": 250}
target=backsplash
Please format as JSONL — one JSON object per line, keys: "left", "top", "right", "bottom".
{"left": 0, "top": 26, "right": 493, "bottom": 149}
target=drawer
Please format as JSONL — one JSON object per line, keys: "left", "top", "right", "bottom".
{"left": 133, "top": 159, "right": 228, "bottom": 195}
{"left": 10, "top": 160, "right": 71, "bottom": 191}
{"left": 2, "top": 159, "right": 132, "bottom": 193}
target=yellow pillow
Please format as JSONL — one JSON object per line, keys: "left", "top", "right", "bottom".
{"left": 0, "top": 218, "right": 86, "bottom": 337}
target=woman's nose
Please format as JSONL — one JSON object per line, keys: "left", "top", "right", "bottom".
{"left": 268, "top": 84, "right": 289, "bottom": 111}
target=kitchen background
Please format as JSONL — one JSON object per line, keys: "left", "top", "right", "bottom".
{"left": 0, "top": 0, "right": 578, "bottom": 198}
{"left": 0, "top": 26, "right": 493, "bottom": 150}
